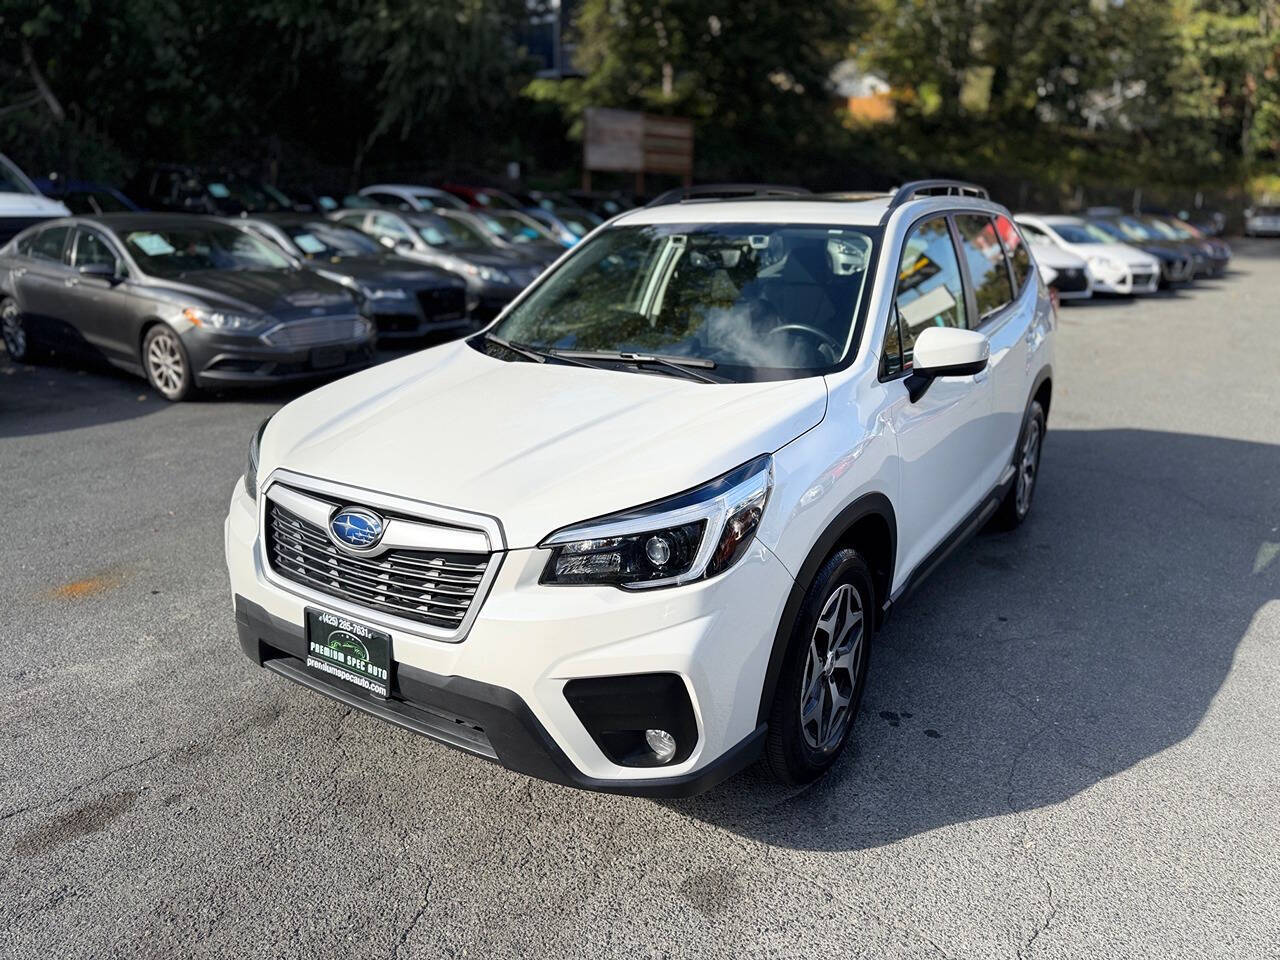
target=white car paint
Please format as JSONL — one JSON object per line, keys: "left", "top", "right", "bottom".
{"left": 1016, "top": 213, "right": 1159, "bottom": 295}
{"left": 0, "top": 153, "right": 70, "bottom": 235}
{"left": 226, "top": 190, "right": 1055, "bottom": 793}
{"left": 358, "top": 183, "right": 468, "bottom": 211}
{"left": 1018, "top": 233, "right": 1093, "bottom": 300}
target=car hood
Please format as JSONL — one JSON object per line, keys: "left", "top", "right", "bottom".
{"left": 307, "top": 256, "right": 460, "bottom": 289}
{"left": 1029, "top": 245, "right": 1086, "bottom": 269}
{"left": 259, "top": 339, "right": 828, "bottom": 548}
{"left": 0, "top": 193, "right": 69, "bottom": 217}
{"left": 156, "top": 269, "right": 357, "bottom": 317}
{"left": 1079, "top": 243, "right": 1160, "bottom": 268}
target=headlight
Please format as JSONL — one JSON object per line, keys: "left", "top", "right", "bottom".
{"left": 1087, "top": 256, "right": 1120, "bottom": 274}
{"left": 541, "top": 455, "right": 772, "bottom": 589}
{"left": 183, "top": 306, "right": 268, "bottom": 334}
{"left": 463, "top": 264, "right": 512, "bottom": 285}
{"left": 244, "top": 417, "right": 272, "bottom": 500}
{"left": 358, "top": 284, "right": 408, "bottom": 300}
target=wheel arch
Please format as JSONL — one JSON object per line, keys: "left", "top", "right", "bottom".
{"left": 1031, "top": 364, "right": 1053, "bottom": 421}
{"left": 756, "top": 491, "right": 896, "bottom": 727}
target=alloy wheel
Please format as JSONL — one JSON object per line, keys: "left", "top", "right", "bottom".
{"left": 1015, "top": 418, "right": 1042, "bottom": 518}
{"left": 1, "top": 301, "right": 25, "bottom": 359}
{"left": 147, "top": 329, "right": 186, "bottom": 397}
{"left": 799, "top": 583, "right": 865, "bottom": 752}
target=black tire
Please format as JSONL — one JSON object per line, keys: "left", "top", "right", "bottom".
{"left": 762, "top": 548, "right": 874, "bottom": 786}
{"left": 1, "top": 297, "right": 41, "bottom": 363}
{"left": 993, "top": 399, "right": 1046, "bottom": 530}
{"left": 141, "top": 324, "right": 197, "bottom": 401}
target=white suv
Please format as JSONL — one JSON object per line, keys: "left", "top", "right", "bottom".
{"left": 224, "top": 180, "right": 1055, "bottom": 795}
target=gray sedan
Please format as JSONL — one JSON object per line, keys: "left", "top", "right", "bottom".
{"left": 0, "top": 213, "right": 375, "bottom": 400}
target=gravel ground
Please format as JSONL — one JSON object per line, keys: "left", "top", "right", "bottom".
{"left": 2, "top": 245, "right": 1278, "bottom": 959}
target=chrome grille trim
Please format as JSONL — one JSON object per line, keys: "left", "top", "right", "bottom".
{"left": 261, "top": 315, "right": 370, "bottom": 348}
{"left": 257, "top": 470, "right": 505, "bottom": 642}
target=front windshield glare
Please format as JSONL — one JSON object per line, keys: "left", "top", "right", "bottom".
{"left": 490, "top": 223, "right": 878, "bottom": 381}
{"left": 125, "top": 226, "right": 292, "bottom": 276}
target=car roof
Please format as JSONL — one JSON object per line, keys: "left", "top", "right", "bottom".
{"left": 77, "top": 212, "right": 236, "bottom": 232}
{"left": 1022, "top": 214, "right": 1087, "bottom": 226}
{"left": 614, "top": 193, "right": 1012, "bottom": 229}
{"left": 360, "top": 184, "right": 450, "bottom": 195}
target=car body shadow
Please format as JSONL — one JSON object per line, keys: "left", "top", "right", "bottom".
{"left": 667, "top": 428, "right": 1278, "bottom": 851}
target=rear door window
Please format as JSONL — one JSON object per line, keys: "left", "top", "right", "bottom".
{"left": 955, "top": 215, "right": 1014, "bottom": 322}
{"left": 30, "top": 226, "right": 71, "bottom": 264}
{"left": 995, "top": 215, "right": 1033, "bottom": 292}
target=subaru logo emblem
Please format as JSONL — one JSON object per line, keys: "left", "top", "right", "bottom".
{"left": 329, "top": 507, "right": 385, "bottom": 551}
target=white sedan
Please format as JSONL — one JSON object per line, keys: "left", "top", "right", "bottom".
{"left": 1016, "top": 214, "right": 1160, "bottom": 295}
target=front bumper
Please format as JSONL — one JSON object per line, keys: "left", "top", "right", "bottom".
{"left": 224, "top": 477, "right": 790, "bottom": 795}
{"left": 369, "top": 287, "right": 470, "bottom": 340}
{"left": 189, "top": 335, "right": 375, "bottom": 387}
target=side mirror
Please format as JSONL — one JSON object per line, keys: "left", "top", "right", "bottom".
{"left": 905, "top": 326, "right": 989, "bottom": 402}
{"left": 395, "top": 237, "right": 414, "bottom": 252}
{"left": 78, "top": 262, "right": 118, "bottom": 282}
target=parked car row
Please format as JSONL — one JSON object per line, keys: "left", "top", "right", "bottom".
{"left": 1015, "top": 209, "right": 1232, "bottom": 301}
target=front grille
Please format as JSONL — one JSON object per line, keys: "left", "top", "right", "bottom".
{"left": 416, "top": 287, "right": 467, "bottom": 323}
{"left": 1052, "top": 268, "right": 1089, "bottom": 293}
{"left": 266, "top": 501, "right": 489, "bottom": 628}
{"left": 262, "top": 316, "right": 369, "bottom": 348}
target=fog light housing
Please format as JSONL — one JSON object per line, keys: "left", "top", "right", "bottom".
{"left": 563, "top": 673, "right": 698, "bottom": 767}
{"left": 645, "top": 728, "right": 677, "bottom": 764}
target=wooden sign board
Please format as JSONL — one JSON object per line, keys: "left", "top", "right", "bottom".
{"left": 583, "top": 107, "right": 693, "bottom": 190}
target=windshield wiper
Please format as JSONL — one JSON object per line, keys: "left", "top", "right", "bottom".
{"left": 554, "top": 350, "right": 721, "bottom": 383}
{"left": 480, "top": 333, "right": 605, "bottom": 369}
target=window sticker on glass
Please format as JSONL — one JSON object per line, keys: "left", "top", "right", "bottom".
{"left": 294, "top": 233, "right": 327, "bottom": 254}
{"left": 129, "top": 232, "right": 177, "bottom": 256}
{"left": 207, "top": 182, "right": 230, "bottom": 198}
{"left": 418, "top": 227, "right": 447, "bottom": 246}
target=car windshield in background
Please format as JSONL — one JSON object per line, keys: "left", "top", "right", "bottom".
{"left": 283, "top": 222, "right": 380, "bottom": 257}
{"left": 482, "top": 212, "right": 547, "bottom": 244}
{"left": 489, "top": 223, "right": 879, "bottom": 382}
{"left": 124, "top": 225, "right": 293, "bottom": 276}
{"left": 555, "top": 207, "right": 603, "bottom": 238}
{"left": 1052, "top": 223, "right": 1116, "bottom": 244}
{"left": 0, "top": 155, "right": 38, "bottom": 195}
{"left": 414, "top": 214, "right": 492, "bottom": 251}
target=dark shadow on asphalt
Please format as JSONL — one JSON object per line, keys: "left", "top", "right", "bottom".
{"left": 667, "top": 427, "right": 1279, "bottom": 850}
{"left": 0, "top": 342, "right": 442, "bottom": 439}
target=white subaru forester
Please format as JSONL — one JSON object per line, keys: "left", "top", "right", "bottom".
{"left": 224, "top": 180, "right": 1055, "bottom": 796}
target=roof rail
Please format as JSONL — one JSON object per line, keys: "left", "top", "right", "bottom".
{"left": 646, "top": 183, "right": 812, "bottom": 207}
{"left": 888, "top": 179, "right": 989, "bottom": 210}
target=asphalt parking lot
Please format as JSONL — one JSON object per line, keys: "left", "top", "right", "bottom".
{"left": 2, "top": 246, "right": 1278, "bottom": 960}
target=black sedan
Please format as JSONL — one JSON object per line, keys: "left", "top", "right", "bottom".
{"left": 330, "top": 208, "right": 546, "bottom": 322}
{"left": 236, "top": 214, "right": 469, "bottom": 341}
{"left": 0, "top": 214, "right": 374, "bottom": 400}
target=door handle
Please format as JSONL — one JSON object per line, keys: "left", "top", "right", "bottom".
{"left": 64, "top": 277, "right": 79, "bottom": 287}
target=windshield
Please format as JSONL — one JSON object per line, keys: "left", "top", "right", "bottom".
{"left": 282, "top": 222, "right": 380, "bottom": 256}
{"left": 482, "top": 212, "right": 551, "bottom": 245}
{"left": 1051, "top": 222, "right": 1116, "bottom": 244}
{"left": 488, "top": 222, "right": 879, "bottom": 382}
{"left": 125, "top": 225, "right": 293, "bottom": 276}
{"left": 554, "top": 207, "right": 603, "bottom": 238}
{"left": 0, "top": 155, "right": 38, "bottom": 195}
{"left": 414, "top": 214, "right": 493, "bottom": 251}
{"left": 1144, "top": 218, "right": 1188, "bottom": 240}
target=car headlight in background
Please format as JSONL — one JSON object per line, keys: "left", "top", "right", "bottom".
{"left": 183, "top": 306, "right": 269, "bottom": 334}
{"left": 1087, "top": 256, "right": 1122, "bottom": 275}
{"left": 244, "top": 417, "right": 272, "bottom": 500}
{"left": 541, "top": 454, "right": 773, "bottom": 589}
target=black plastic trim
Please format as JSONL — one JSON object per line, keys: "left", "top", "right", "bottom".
{"left": 234, "top": 595, "right": 762, "bottom": 797}
{"left": 754, "top": 492, "right": 896, "bottom": 727}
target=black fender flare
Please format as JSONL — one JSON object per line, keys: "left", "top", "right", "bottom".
{"left": 755, "top": 491, "right": 896, "bottom": 727}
